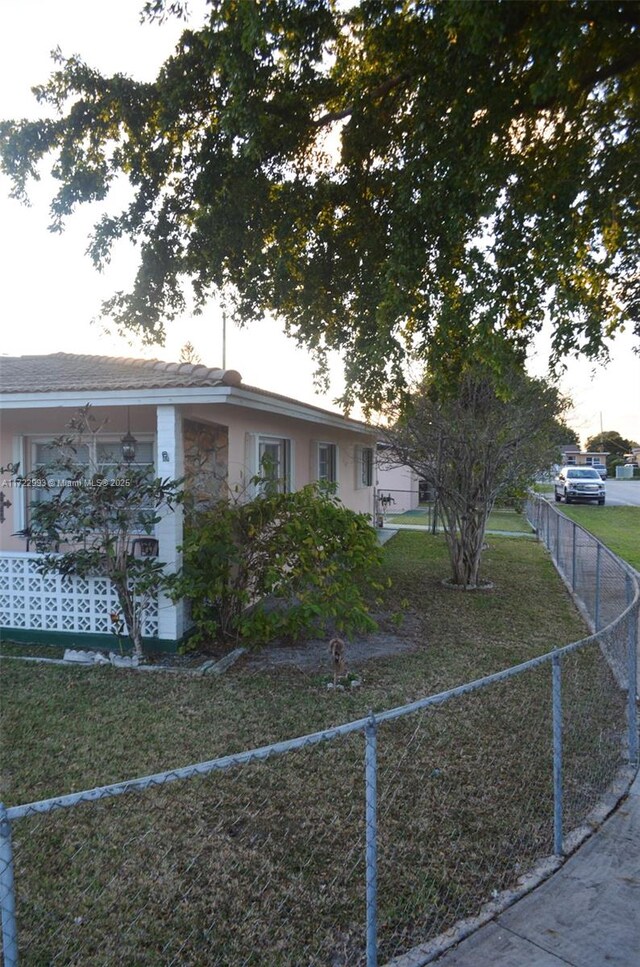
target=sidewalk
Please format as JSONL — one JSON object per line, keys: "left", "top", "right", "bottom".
{"left": 431, "top": 770, "right": 640, "bottom": 966}
{"left": 385, "top": 523, "right": 535, "bottom": 538}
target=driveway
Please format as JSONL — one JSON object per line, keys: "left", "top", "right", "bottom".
{"left": 604, "top": 480, "right": 640, "bottom": 507}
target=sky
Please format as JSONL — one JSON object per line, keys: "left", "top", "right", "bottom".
{"left": 1, "top": 0, "right": 638, "bottom": 445}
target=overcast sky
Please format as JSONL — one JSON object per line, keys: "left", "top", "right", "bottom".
{"left": 1, "top": 0, "right": 638, "bottom": 444}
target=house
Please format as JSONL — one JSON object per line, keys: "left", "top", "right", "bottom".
{"left": 375, "top": 443, "right": 421, "bottom": 514}
{"left": 0, "top": 353, "right": 376, "bottom": 650}
{"left": 559, "top": 445, "right": 609, "bottom": 469}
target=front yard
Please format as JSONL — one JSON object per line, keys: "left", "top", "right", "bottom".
{"left": 1, "top": 531, "right": 585, "bottom": 802}
{"left": 0, "top": 529, "right": 627, "bottom": 965}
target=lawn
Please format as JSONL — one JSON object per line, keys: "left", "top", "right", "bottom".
{"left": 553, "top": 505, "right": 640, "bottom": 571}
{"left": 0, "top": 532, "right": 628, "bottom": 966}
{"left": 385, "top": 504, "right": 534, "bottom": 533}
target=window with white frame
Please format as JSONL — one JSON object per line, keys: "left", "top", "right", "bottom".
{"left": 317, "top": 442, "right": 338, "bottom": 484}
{"left": 258, "top": 436, "right": 291, "bottom": 493}
{"left": 355, "top": 445, "right": 374, "bottom": 488}
{"left": 28, "top": 438, "right": 155, "bottom": 522}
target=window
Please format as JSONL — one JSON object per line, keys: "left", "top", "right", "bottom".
{"left": 32, "top": 439, "right": 154, "bottom": 485}
{"left": 258, "top": 436, "right": 291, "bottom": 493}
{"left": 355, "top": 446, "right": 374, "bottom": 489}
{"left": 362, "top": 447, "right": 373, "bottom": 487}
{"left": 317, "top": 443, "right": 338, "bottom": 484}
{"left": 29, "top": 438, "right": 155, "bottom": 525}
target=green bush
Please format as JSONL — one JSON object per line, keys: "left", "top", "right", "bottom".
{"left": 172, "top": 483, "right": 387, "bottom": 647}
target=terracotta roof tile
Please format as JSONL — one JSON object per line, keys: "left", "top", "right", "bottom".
{"left": 0, "top": 353, "right": 242, "bottom": 393}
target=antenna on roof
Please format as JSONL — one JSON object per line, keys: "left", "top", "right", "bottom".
{"left": 222, "top": 308, "right": 227, "bottom": 369}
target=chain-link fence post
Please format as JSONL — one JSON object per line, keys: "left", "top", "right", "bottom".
{"left": 627, "top": 575, "right": 638, "bottom": 768}
{"left": 365, "top": 714, "right": 378, "bottom": 967}
{"left": 571, "top": 520, "right": 577, "bottom": 592}
{"left": 555, "top": 512, "right": 560, "bottom": 565}
{"left": 594, "top": 543, "right": 601, "bottom": 631}
{"left": 552, "top": 654, "right": 564, "bottom": 856}
{"left": 546, "top": 500, "right": 551, "bottom": 549}
{"left": 0, "top": 804, "right": 18, "bottom": 967}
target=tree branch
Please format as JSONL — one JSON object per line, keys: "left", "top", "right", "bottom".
{"left": 312, "top": 72, "right": 411, "bottom": 128}
{"left": 524, "top": 47, "right": 640, "bottom": 114}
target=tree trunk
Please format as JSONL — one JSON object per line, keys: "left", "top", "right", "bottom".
{"left": 113, "top": 579, "right": 144, "bottom": 657}
{"left": 443, "top": 506, "right": 488, "bottom": 588}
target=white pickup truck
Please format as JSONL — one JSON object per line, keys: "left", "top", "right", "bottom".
{"left": 554, "top": 466, "right": 606, "bottom": 505}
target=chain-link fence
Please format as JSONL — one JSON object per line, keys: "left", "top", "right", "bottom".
{"left": 1, "top": 495, "right": 638, "bottom": 966}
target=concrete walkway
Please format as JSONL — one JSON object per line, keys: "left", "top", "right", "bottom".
{"left": 380, "top": 523, "right": 535, "bottom": 538}
{"left": 431, "top": 770, "right": 640, "bottom": 966}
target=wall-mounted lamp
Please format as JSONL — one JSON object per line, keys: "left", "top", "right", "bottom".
{"left": 121, "top": 408, "right": 137, "bottom": 463}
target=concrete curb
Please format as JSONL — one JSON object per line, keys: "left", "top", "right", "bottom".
{"left": 0, "top": 648, "right": 247, "bottom": 676}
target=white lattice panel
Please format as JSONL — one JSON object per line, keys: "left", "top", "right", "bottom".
{"left": 0, "top": 555, "right": 159, "bottom": 639}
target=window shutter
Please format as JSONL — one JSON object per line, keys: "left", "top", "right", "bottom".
{"left": 309, "top": 440, "right": 319, "bottom": 481}
{"left": 244, "top": 433, "right": 258, "bottom": 498}
{"left": 354, "top": 446, "right": 363, "bottom": 489}
{"left": 288, "top": 438, "right": 296, "bottom": 491}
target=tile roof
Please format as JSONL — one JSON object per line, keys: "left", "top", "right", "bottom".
{"left": 0, "top": 353, "right": 370, "bottom": 430}
{"left": 0, "top": 353, "right": 242, "bottom": 393}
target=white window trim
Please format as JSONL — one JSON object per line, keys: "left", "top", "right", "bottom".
{"left": 25, "top": 434, "right": 156, "bottom": 530}
{"left": 245, "top": 433, "right": 294, "bottom": 495}
{"left": 355, "top": 445, "right": 374, "bottom": 489}
{"left": 11, "top": 435, "right": 26, "bottom": 531}
{"left": 314, "top": 441, "right": 339, "bottom": 486}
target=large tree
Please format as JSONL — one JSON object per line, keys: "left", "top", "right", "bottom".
{"left": 380, "top": 361, "right": 568, "bottom": 589}
{"left": 1, "top": 0, "right": 638, "bottom": 406}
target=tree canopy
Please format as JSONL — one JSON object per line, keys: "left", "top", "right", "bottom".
{"left": 585, "top": 429, "right": 639, "bottom": 456}
{"left": 1, "top": 0, "right": 638, "bottom": 406}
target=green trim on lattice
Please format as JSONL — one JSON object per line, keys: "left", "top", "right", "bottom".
{"left": 0, "top": 626, "right": 179, "bottom": 654}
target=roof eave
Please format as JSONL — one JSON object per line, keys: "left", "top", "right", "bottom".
{"left": 0, "top": 384, "right": 373, "bottom": 434}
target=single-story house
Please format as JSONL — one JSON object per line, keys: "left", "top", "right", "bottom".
{"left": 0, "top": 353, "right": 377, "bottom": 650}
{"left": 559, "top": 446, "right": 609, "bottom": 469}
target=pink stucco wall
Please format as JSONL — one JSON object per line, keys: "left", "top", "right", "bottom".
{"left": 0, "top": 406, "right": 158, "bottom": 551}
{"left": 0, "top": 401, "right": 375, "bottom": 552}
{"left": 184, "top": 402, "right": 375, "bottom": 515}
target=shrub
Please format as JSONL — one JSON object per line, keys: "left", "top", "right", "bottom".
{"left": 173, "top": 483, "right": 386, "bottom": 647}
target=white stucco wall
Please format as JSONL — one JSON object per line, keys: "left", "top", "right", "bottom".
{"left": 376, "top": 462, "right": 420, "bottom": 513}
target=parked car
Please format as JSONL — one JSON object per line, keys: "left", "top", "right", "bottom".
{"left": 554, "top": 466, "right": 606, "bottom": 505}
{"left": 592, "top": 462, "right": 607, "bottom": 480}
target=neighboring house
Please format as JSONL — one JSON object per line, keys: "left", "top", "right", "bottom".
{"left": 375, "top": 444, "right": 420, "bottom": 514}
{"left": 0, "top": 353, "right": 376, "bottom": 650}
{"left": 559, "top": 445, "right": 609, "bottom": 468}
